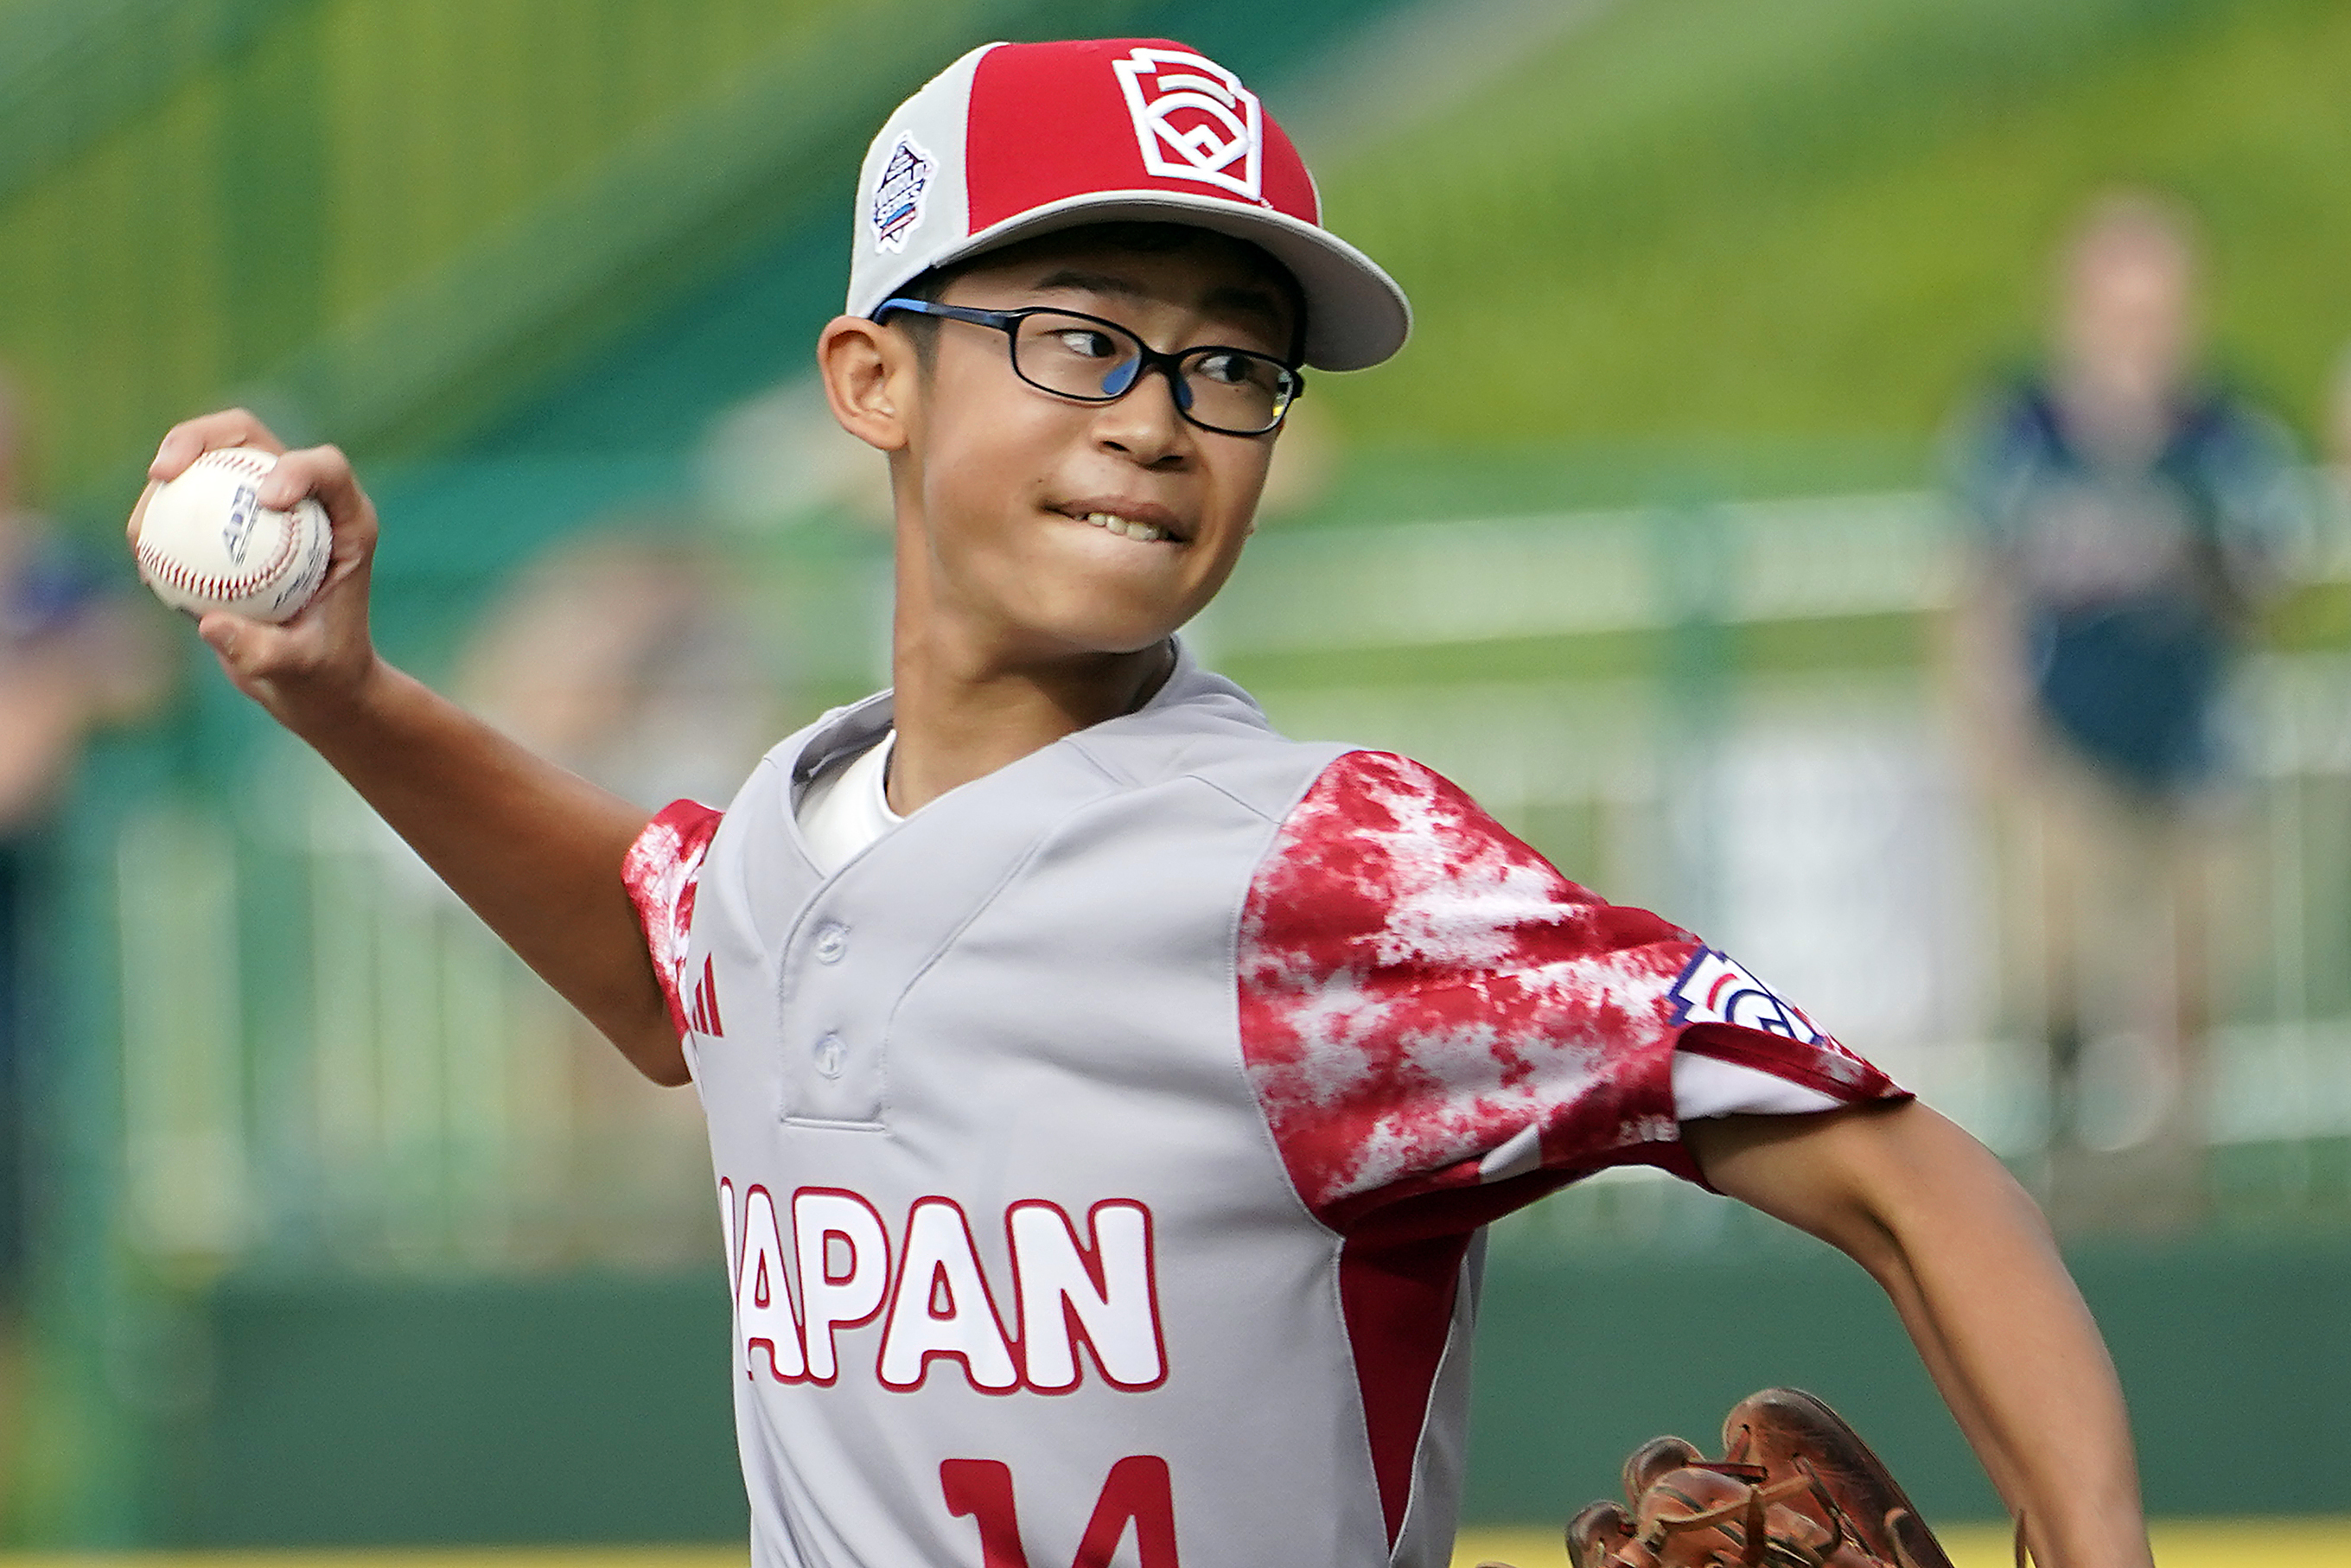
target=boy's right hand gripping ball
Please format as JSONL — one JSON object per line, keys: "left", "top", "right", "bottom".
{"left": 136, "top": 447, "right": 332, "bottom": 623}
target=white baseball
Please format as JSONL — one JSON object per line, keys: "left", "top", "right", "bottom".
{"left": 136, "top": 447, "right": 333, "bottom": 624}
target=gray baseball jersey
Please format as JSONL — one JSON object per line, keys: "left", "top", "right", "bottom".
{"left": 623, "top": 645, "right": 1902, "bottom": 1568}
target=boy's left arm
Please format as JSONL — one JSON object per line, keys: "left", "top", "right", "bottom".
{"left": 1685, "top": 1100, "right": 2153, "bottom": 1568}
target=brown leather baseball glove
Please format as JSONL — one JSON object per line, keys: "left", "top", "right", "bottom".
{"left": 1479, "top": 1387, "right": 1979, "bottom": 1568}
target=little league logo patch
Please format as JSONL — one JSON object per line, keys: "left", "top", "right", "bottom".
{"left": 1668, "top": 948, "right": 1827, "bottom": 1045}
{"left": 870, "top": 133, "right": 935, "bottom": 253}
{"left": 1111, "top": 46, "right": 1262, "bottom": 201}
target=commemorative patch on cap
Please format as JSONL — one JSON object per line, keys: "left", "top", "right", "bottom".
{"left": 870, "top": 133, "right": 936, "bottom": 254}
{"left": 1110, "top": 46, "right": 1263, "bottom": 202}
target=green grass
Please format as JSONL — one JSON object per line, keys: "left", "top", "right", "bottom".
{"left": 1312, "top": 0, "right": 2351, "bottom": 449}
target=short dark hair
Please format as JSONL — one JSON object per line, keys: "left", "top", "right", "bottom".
{"left": 887, "top": 265, "right": 954, "bottom": 373}
{"left": 882, "top": 221, "right": 1308, "bottom": 373}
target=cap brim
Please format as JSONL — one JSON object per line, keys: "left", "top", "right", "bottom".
{"left": 876, "top": 191, "right": 1411, "bottom": 373}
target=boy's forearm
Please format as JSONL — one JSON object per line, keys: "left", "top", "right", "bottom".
{"left": 293, "top": 658, "right": 683, "bottom": 1083}
{"left": 1691, "top": 1104, "right": 2153, "bottom": 1568}
{"left": 1859, "top": 1136, "right": 2148, "bottom": 1568}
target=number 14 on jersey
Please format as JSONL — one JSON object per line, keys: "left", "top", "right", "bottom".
{"left": 944, "top": 1456, "right": 1178, "bottom": 1567}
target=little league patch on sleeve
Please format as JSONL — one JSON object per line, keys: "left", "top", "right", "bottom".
{"left": 871, "top": 133, "right": 936, "bottom": 253}
{"left": 1111, "top": 46, "right": 1263, "bottom": 201}
{"left": 1668, "top": 948, "right": 1829, "bottom": 1044}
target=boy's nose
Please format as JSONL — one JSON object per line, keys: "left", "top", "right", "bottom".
{"left": 1090, "top": 369, "right": 1194, "bottom": 468}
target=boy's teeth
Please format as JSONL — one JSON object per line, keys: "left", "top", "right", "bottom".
{"left": 1082, "top": 511, "right": 1166, "bottom": 542}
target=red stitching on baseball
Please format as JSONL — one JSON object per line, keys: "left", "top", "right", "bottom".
{"left": 138, "top": 505, "right": 316, "bottom": 602}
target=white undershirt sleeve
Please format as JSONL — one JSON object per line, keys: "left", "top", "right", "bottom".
{"left": 1670, "top": 1047, "right": 1844, "bottom": 1120}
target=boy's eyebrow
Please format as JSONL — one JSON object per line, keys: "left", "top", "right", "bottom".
{"left": 1029, "top": 267, "right": 1150, "bottom": 300}
{"left": 1028, "top": 268, "right": 1293, "bottom": 340}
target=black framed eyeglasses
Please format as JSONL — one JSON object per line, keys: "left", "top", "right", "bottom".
{"left": 872, "top": 297, "right": 1303, "bottom": 437}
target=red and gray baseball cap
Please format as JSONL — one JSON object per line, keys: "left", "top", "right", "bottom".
{"left": 846, "top": 38, "right": 1411, "bottom": 372}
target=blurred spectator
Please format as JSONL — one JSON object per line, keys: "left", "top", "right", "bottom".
{"left": 451, "top": 525, "right": 779, "bottom": 812}
{"left": 1948, "top": 193, "right": 2307, "bottom": 1226}
{"left": 0, "top": 372, "right": 167, "bottom": 1493}
{"left": 440, "top": 524, "right": 780, "bottom": 1252}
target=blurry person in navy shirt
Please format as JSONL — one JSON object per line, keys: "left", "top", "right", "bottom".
{"left": 1949, "top": 192, "right": 2308, "bottom": 1227}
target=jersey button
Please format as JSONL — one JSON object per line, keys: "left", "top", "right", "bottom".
{"left": 813, "top": 1033, "right": 847, "bottom": 1078}
{"left": 813, "top": 923, "right": 848, "bottom": 963}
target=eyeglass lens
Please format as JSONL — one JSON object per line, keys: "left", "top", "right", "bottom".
{"left": 1010, "top": 313, "right": 1292, "bottom": 433}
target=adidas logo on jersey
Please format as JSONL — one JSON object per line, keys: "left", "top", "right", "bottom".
{"left": 688, "top": 954, "right": 723, "bottom": 1037}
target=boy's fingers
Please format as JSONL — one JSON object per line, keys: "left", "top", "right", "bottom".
{"left": 196, "top": 611, "right": 262, "bottom": 664}
{"left": 197, "top": 610, "right": 309, "bottom": 678}
{"left": 257, "top": 443, "right": 349, "bottom": 507}
{"left": 149, "top": 409, "right": 285, "bottom": 482}
{"left": 126, "top": 481, "right": 157, "bottom": 547}
{"left": 257, "top": 445, "right": 376, "bottom": 539}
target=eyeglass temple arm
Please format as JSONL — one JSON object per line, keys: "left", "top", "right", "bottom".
{"left": 871, "top": 297, "right": 1019, "bottom": 328}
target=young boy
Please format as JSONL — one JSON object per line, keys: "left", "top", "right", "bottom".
{"left": 136, "top": 38, "right": 2152, "bottom": 1568}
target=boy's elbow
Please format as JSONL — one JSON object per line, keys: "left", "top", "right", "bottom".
{"left": 1829, "top": 1103, "right": 2058, "bottom": 1280}
{"left": 599, "top": 995, "right": 692, "bottom": 1086}
{"left": 625, "top": 1026, "right": 693, "bottom": 1087}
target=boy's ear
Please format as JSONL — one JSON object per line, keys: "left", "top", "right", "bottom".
{"left": 817, "top": 315, "right": 914, "bottom": 453}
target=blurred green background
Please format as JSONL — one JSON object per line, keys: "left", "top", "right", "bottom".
{"left": 3, "top": 0, "right": 2351, "bottom": 1551}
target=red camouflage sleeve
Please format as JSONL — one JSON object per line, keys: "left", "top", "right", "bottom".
{"left": 621, "top": 800, "right": 724, "bottom": 1038}
{"left": 1236, "top": 751, "right": 1905, "bottom": 1238}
